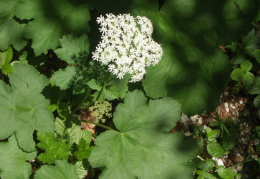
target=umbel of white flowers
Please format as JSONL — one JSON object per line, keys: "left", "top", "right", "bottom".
{"left": 92, "top": 13, "right": 163, "bottom": 82}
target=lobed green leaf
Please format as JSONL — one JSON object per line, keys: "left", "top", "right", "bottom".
{"left": 0, "top": 63, "right": 54, "bottom": 151}
{"left": 0, "top": 0, "right": 27, "bottom": 51}
{"left": 16, "top": 0, "right": 91, "bottom": 56}
{"left": 34, "top": 160, "right": 78, "bottom": 179}
{"left": 55, "top": 34, "right": 90, "bottom": 64}
{"left": 55, "top": 117, "right": 92, "bottom": 145}
{"left": 37, "top": 132, "right": 71, "bottom": 164}
{"left": 0, "top": 47, "right": 14, "bottom": 73}
{"left": 89, "top": 90, "right": 199, "bottom": 179}
{"left": 0, "top": 135, "right": 36, "bottom": 179}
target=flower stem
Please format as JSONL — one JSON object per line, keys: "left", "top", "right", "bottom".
{"left": 81, "top": 120, "right": 119, "bottom": 132}
{"left": 72, "top": 86, "right": 91, "bottom": 113}
{"left": 96, "top": 83, "right": 106, "bottom": 102}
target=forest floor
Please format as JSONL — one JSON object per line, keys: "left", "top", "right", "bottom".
{"left": 171, "top": 82, "right": 260, "bottom": 178}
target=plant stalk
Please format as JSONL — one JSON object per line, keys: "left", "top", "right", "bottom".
{"left": 72, "top": 86, "right": 91, "bottom": 112}
{"left": 81, "top": 120, "right": 118, "bottom": 132}
{"left": 96, "top": 83, "right": 106, "bottom": 102}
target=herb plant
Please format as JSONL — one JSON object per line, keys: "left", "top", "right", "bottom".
{"left": 0, "top": 0, "right": 259, "bottom": 178}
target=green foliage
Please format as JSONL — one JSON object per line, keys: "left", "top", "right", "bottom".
{"left": 0, "top": 47, "right": 14, "bottom": 73}
{"left": 51, "top": 34, "right": 89, "bottom": 93}
{"left": 222, "top": 128, "right": 239, "bottom": 151}
{"left": 55, "top": 117, "right": 92, "bottom": 145}
{"left": 51, "top": 66, "right": 76, "bottom": 91}
{"left": 0, "top": 63, "right": 54, "bottom": 151}
{"left": 34, "top": 160, "right": 78, "bottom": 179}
{"left": 74, "top": 138, "right": 93, "bottom": 161}
{"left": 51, "top": 34, "right": 113, "bottom": 94}
{"left": 55, "top": 34, "right": 90, "bottom": 64}
{"left": 89, "top": 90, "right": 199, "bottom": 179}
{"left": 207, "top": 142, "right": 225, "bottom": 158}
{"left": 0, "top": 0, "right": 259, "bottom": 178}
{"left": 15, "top": 0, "right": 91, "bottom": 56}
{"left": 205, "top": 127, "right": 220, "bottom": 142}
{"left": 253, "top": 94, "right": 260, "bottom": 108}
{"left": 0, "top": 0, "right": 27, "bottom": 51}
{"left": 254, "top": 49, "right": 260, "bottom": 63}
{"left": 231, "top": 60, "right": 255, "bottom": 87}
{"left": 246, "top": 77, "right": 260, "bottom": 108}
{"left": 217, "top": 166, "right": 235, "bottom": 179}
{"left": 132, "top": 0, "right": 260, "bottom": 116}
{"left": 73, "top": 161, "right": 89, "bottom": 179}
{"left": 37, "top": 132, "right": 71, "bottom": 164}
{"left": 0, "top": 135, "right": 36, "bottom": 179}
{"left": 229, "top": 29, "right": 260, "bottom": 109}
{"left": 196, "top": 169, "right": 217, "bottom": 179}
{"left": 87, "top": 77, "right": 129, "bottom": 102}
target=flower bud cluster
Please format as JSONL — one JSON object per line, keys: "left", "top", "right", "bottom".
{"left": 89, "top": 101, "right": 112, "bottom": 123}
{"left": 92, "top": 13, "right": 163, "bottom": 82}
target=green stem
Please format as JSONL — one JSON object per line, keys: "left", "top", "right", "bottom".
{"left": 252, "top": 21, "right": 260, "bottom": 30}
{"left": 96, "top": 83, "right": 106, "bottom": 102}
{"left": 81, "top": 120, "right": 119, "bottom": 132}
{"left": 72, "top": 86, "right": 91, "bottom": 112}
{"left": 231, "top": 158, "right": 254, "bottom": 168}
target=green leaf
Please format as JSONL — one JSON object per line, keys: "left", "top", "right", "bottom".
{"left": 0, "top": 135, "right": 36, "bottom": 179}
{"left": 0, "top": 0, "right": 27, "bottom": 51}
{"left": 88, "top": 78, "right": 129, "bottom": 102}
{"left": 254, "top": 49, "right": 260, "bottom": 63}
{"left": 37, "top": 132, "right": 71, "bottom": 164}
{"left": 73, "top": 161, "right": 89, "bottom": 179}
{"left": 243, "top": 30, "right": 260, "bottom": 50}
{"left": 55, "top": 117, "right": 92, "bottom": 145}
{"left": 253, "top": 94, "right": 260, "bottom": 108}
{"left": 197, "top": 137, "right": 205, "bottom": 155}
{"left": 196, "top": 170, "right": 217, "bottom": 179}
{"left": 55, "top": 34, "right": 90, "bottom": 64}
{"left": 193, "top": 158, "right": 208, "bottom": 170}
{"left": 0, "top": 47, "right": 14, "bottom": 73}
{"left": 16, "top": 0, "right": 91, "bottom": 56}
{"left": 129, "top": 0, "right": 259, "bottom": 115}
{"left": 57, "top": 102, "right": 71, "bottom": 119}
{"left": 206, "top": 127, "right": 220, "bottom": 140}
{"left": 240, "top": 60, "right": 253, "bottom": 72}
{"left": 90, "top": 0, "right": 133, "bottom": 14}
{"left": 230, "top": 51, "right": 246, "bottom": 65}
{"left": 0, "top": 47, "right": 13, "bottom": 68}
{"left": 246, "top": 77, "right": 260, "bottom": 94}
{"left": 89, "top": 81, "right": 118, "bottom": 102}
{"left": 222, "top": 128, "right": 238, "bottom": 151}
{"left": 108, "top": 75, "right": 130, "bottom": 99}
{"left": 205, "top": 158, "right": 216, "bottom": 171}
{"left": 207, "top": 142, "right": 225, "bottom": 158}
{"left": 231, "top": 68, "right": 244, "bottom": 81}
{"left": 50, "top": 66, "right": 76, "bottom": 90}
{"left": 52, "top": 34, "right": 92, "bottom": 94}
{"left": 74, "top": 138, "right": 93, "bottom": 161}
{"left": 34, "top": 160, "right": 78, "bottom": 179}
{"left": 0, "top": 63, "right": 54, "bottom": 151}
{"left": 243, "top": 72, "right": 255, "bottom": 87}
{"left": 217, "top": 166, "right": 235, "bottom": 179}
{"left": 89, "top": 90, "right": 199, "bottom": 179}
{"left": 2, "top": 64, "right": 13, "bottom": 74}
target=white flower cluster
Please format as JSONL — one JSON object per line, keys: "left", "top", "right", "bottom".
{"left": 92, "top": 13, "right": 163, "bottom": 82}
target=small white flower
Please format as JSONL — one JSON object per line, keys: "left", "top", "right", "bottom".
{"left": 92, "top": 13, "right": 163, "bottom": 82}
